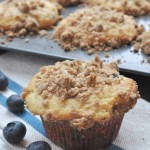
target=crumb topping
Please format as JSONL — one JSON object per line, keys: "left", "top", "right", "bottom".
{"left": 26, "top": 56, "right": 120, "bottom": 101}
{"left": 57, "top": 0, "right": 81, "bottom": 7}
{"left": 54, "top": 7, "right": 143, "bottom": 54}
{"left": 0, "top": 0, "right": 62, "bottom": 37}
{"left": 84, "top": 0, "right": 150, "bottom": 16}
{"left": 134, "top": 31, "right": 150, "bottom": 56}
{"left": 22, "top": 57, "right": 140, "bottom": 129}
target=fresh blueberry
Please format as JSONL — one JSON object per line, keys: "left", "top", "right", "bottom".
{"left": 6, "top": 94, "right": 24, "bottom": 113}
{"left": 3, "top": 121, "right": 26, "bottom": 144}
{"left": 0, "top": 72, "right": 8, "bottom": 90}
{"left": 26, "top": 141, "right": 51, "bottom": 150}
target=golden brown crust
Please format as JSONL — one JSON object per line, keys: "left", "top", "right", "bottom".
{"left": 83, "top": 0, "right": 150, "bottom": 17}
{"left": 53, "top": 7, "right": 143, "bottom": 54}
{"left": 0, "top": 0, "right": 62, "bottom": 37}
{"left": 134, "top": 31, "right": 150, "bottom": 55}
{"left": 22, "top": 57, "right": 140, "bottom": 129}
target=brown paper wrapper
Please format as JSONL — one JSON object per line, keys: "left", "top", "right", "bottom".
{"left": 41, "top": 114, "right": 124, "bottom": 150}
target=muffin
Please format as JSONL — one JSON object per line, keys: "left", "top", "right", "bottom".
{"left": 134, "top": 31, "right": 150, "bottom": 55}
{"left": 53, "top": 7, "right": 144, "bottom": 54}
{"left": 83, "top": 0, "right": 150, "bottom": 17}
{"left": 0, "top": 0, "right": 62, "bottom": 37}
{"left": 22, "top": 56, "right": 140, "bottom": 150}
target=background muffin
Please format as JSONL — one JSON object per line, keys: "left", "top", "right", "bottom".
{"left": 54, "top": 7, "right": 144, "bottom": 54}
{"left": 0, "top": 0, "right": 62, "bottom": 37}
{"left": 83, "top": 0, "right": 150, "bottom": 17}
{"left": 22, "top": 56, "right": 140, "bottom": 149}
{"left": 134, "top": 31, "right": 150, "bottom": 55}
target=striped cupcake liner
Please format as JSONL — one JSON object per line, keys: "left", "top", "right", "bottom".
{"left": 41, "top": 114, "right": 124, "bottom": 150}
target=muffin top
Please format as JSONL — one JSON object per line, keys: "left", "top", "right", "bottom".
{"left": 22, "top": 56, "right": 140, "bottom": 129}
{"left": 54, "top": 7, "right": 143, "bottom": 54}
{"left": 0, "top": 0, "right": 62, "bottom": 36}
{"left": 84, "top": 0, "right": 150, "bottom": 17}
{"left": 134, "top": 31, "right": 150, "bottom": 56}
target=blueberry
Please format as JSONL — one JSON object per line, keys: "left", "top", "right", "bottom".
{"left": 26, "top": 141, "right": 51, "bottom": 150}
{"left": 6, "top": 94, "right": 24, "bottom": 113}
{"left": 3, "top": 121, "right": 26, "bottom": 144}
{"left": 0, "top": 72, "right": 8, "bottom": 90}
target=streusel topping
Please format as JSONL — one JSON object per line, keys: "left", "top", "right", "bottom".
{"left": 25, "top": 56, "right": 120, "bottom": 101}
{"left": 54, "top": 7, "right": 143, "bottom": 54}
{"left": 134, "top": 31, "right": 150, "bottom": 55}
{"left": 84, "top": 0, "right": 150, "bottom": 17}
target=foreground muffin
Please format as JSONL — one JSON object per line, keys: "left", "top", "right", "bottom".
{"left": 22, "top": 56, "right": 140, "bottom": 150}
{"left": 0, "top": 0, "right": 62, "bottom": 37}
{"left": 83, "top": 0, "right": 150, "bottom": 17}
{"left": 54, "top": 7, "right": 143, "bottom": 54}
{"left": 134, "top": 31, "right": 150, "bottom": 55}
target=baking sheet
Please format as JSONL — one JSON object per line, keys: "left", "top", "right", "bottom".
{"left": 0, "top": 4, "right": 150, "bottom": 76}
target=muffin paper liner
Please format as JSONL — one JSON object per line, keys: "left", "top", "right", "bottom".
{"left": 41, "top": 114, "right": 124, "bottom": 150}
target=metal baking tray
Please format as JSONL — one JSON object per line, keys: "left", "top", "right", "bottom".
{"left": 0, "top": 4, "right": 150, "bottom": 76}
